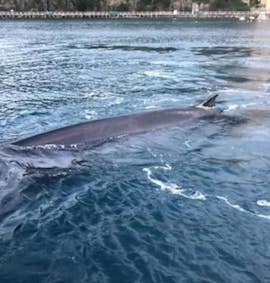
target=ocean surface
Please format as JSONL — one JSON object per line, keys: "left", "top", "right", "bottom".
{"left": 0, "top": 19, "right": 270, "bottom": 283}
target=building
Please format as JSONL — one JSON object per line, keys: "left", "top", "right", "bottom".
{"left": 260, "top": 0, "right": 270, "bottom": 9}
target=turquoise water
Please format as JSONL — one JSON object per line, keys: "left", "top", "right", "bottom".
{"left": 0, "top": 19, "right": 270, "bottom": 283}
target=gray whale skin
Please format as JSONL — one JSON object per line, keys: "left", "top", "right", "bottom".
{"left": 13, "top": 95, "right": 219, "bottom": 147}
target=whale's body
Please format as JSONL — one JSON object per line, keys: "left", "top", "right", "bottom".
{"left": 13, "top": 95, "right": 219, "bottom": 147}
{"left": 1, "top": 96, "right": 220, "bottom": 217}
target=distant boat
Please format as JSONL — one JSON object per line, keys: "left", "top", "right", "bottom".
{"left": 239, "top": 16, "right": 246, "bottom": 21}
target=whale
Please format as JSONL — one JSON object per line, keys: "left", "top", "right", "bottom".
{"left": 1, "top": 95, "right": 220, "bottom": 217}
{"left": 13, "top": 95, "right": 219, "bottom": 148}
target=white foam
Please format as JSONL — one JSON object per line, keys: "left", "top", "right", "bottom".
{"left": 226, "top": 104, "right": 239, "bottom": 111}
{"left": 257, "top": 200, "right": 270, "bottom": 207}
{"left": 182, "top": 191, "right": 206, "bottom": 200}
{"left": 224, "top": 102, "right": 265, "bottom": 113}
{"left": 216, "top": 89, "right": 235, "bottom": 95}
{"left": 85, "top": 92, "right": 109, "bottom": 99}
{"left": 113, "top": 97, "right": 124, "bottom": 105}
{"left": 36, "top": 144, "right": 65, "bottom": 150}
{"left": 143, "top": 167, "right": 180, "bottom": 193}
{"left": 256, "top": 214, "right": 270, "bottom": 220}
{"left": 144, "top": 70, "right": 161, "bottom": 77}
{"left": 153, "top": 163, "right": 172, "bottom": 171}
{"left": 143, "top": 166, "right": 206, "bottom": 200}
{"left": 145, "top": 105, "right": 159, "bottom": 110}
{"left": 143, "top": 70, "right": 176, "bottom": 80}
{"left": 216, "top": 196, "right": 246, "bottom": 212}
{"left": 217, "top": 196, "right": 270, "bottom": 221}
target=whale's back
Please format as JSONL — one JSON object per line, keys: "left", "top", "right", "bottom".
{"left": 13, "top": 95, "right": 219, "bottom": 147}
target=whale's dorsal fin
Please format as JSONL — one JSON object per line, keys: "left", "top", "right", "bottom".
{"left": 197, "top": 95, "right": 218, "bottom": 108}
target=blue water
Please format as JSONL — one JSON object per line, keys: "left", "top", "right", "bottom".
{"left": 1, "top": 19, "right": 270, "bottom": 283}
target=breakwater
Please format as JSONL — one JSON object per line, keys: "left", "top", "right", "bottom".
{"left": 0, "top": 10, "right": 265, "bottom": 19}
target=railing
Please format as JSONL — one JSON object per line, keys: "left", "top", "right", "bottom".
{"left": 0, "top": 11, "right": 266, "bottom": 19}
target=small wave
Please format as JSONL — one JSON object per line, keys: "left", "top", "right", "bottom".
{"left": 143, "top": 166, "right": 206, "bottom": 200}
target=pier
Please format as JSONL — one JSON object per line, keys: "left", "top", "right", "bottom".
{"left": 0, "top": 10, "right": 266, "bottom": 20}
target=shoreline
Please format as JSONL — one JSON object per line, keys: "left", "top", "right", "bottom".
{"left": 0, "top": 10, "right": 268, "bottom": 20}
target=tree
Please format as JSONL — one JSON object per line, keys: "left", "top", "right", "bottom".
{"left": 194, "top": 0, "right": 249, "bottom": 10}
{"left": 71, "top": 0, "right": 102, "bottom": 11}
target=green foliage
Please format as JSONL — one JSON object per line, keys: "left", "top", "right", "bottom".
{"left": 109, "top": 3, "right": 129, "bottom": 11}
{"left": 211, "top": 0, "right": 249, "bottom": 11}
{"left": 72, "top": 0, "right": 88, "bottom": 11}
{"left": 137, "top": 0, "right": 170, "bottom": 11}
{"left": 137, "top": 0, "right": 152, "bottom": 11}
{"left": 71, "top": 0, "right": 102, "bottom": 11}
{"left": 194, "top": 0, "right": 249, "bottom": 11}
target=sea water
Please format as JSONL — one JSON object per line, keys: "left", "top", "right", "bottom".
{"left": 0, "top": 19, "right": 270, "bottom": 283}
